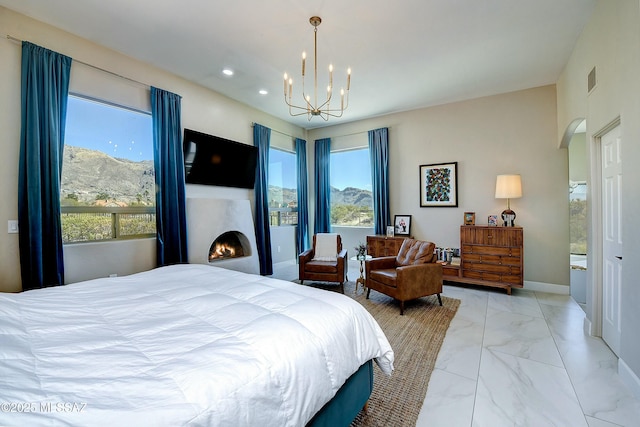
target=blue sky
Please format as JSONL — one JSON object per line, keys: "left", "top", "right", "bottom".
{"left": 65, "top": 96, "right": 154, "bottom": 161}
{"left": 330, "top": 149, "right": 372, "bottom": 191}
{"left": 270, "top": 147, "right": 372, "bottom": 191}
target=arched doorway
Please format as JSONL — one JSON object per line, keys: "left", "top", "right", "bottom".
{"left": 562, "top": 118, "right": 588, "bottom": 308}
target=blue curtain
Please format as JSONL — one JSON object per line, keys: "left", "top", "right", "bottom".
{"left": 18, "top": 42, "right": 72, "bottom": 291}
{"left": 254, "top": 123, "right": 273, "bottom": 275}
{"left": 314, "top": 138, "right": 332, "bottom": 234}
{"left": 369, "top": 128, "right": 391, "bottom": 235}
{"left": 295, "top": 138, "right": 310, "bottom": 252}
{"left": 151, "top": 87, "right": 188, "bottom": 266}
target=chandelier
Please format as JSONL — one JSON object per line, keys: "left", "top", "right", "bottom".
{"left": 283, "top": 16, "right": 351, "bottom": 121}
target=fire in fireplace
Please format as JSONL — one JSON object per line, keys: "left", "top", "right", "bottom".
{"left": 209, "top": 231, "right": 250, "bottom": 262}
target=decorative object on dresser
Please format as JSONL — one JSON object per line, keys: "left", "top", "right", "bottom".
{"left": 419, "top": 162, "right": 458, "bottom": 207}
{"left": 386, "top": 225, "right": 395, "bottom": 238}
{"left": 365, "top": 239, "right": 443, "bottom": 315}
{"left": 393, "top": 215, "right": 411, "bottom": 236}
{"left": 464, "top": 211, "right": 476, "bottom": 225}
{"left": 367, "top": 235, "right": 408, "bottom": 258}
{"left": 495, "top": 174, "right": 523, "bottom": 226}
{"left": 488, "top": 214, "right": 498, "bottom": 226}
{"left": 442, "top": 225, "right": 523, "bottom": 294}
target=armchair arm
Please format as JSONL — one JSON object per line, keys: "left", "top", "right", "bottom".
{"left": 299, "top": 248, "right": 314, "bottom": 264}
{"left": 396, "top": 263, "right": 443, "bottom": 297}
{"left": 337, "top": 248, "right": 348, "bottom": 278}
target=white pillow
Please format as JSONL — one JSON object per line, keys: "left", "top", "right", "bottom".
{"left": 313, "top": 233, "right": 338, "bottom": 261}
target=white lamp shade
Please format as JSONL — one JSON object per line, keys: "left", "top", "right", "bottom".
{"left": 495, "top": 174, "right": 522, "bottom": 199}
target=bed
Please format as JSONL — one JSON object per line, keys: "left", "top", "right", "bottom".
{"left": 0, "top": 264, "right": 394, "bottom": 426}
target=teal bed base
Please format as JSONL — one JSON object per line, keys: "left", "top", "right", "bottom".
{"left": 307, "top": 359, "right": 374, "bottom": 427}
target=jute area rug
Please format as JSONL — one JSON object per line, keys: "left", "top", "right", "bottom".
{"left": 299, "top": 280, "right": 460, "bottom": 427}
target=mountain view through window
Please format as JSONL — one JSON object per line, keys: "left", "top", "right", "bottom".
{"left": 60, "top": 95, "right": 156, "bottom": 243}
{"left": 330, "top": 148, "right": 373, "bottom": 227}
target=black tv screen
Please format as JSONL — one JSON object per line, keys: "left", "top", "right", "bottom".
{"left": 183, "top": 129, "right": 258, "bottom": 189}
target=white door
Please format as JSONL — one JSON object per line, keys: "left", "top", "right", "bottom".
{"left": 601, "top": 124, "right": 622, "bottom": 356}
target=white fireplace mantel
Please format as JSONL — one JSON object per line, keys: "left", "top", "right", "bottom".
{"left": 186, "top": 198, "right": 260, "bottom": 275}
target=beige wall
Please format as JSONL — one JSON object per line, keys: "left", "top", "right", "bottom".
{"left": 310, "top": 85, "right": 568, "bottom": 289}
{"left": 0, "top": 6, "right": 572, "bottom": 294}
{"left": 0, "top": 7, "right": 305, "bottom": 291}
{"left": 557, "top": 0, "right": 640, "bottom": 392}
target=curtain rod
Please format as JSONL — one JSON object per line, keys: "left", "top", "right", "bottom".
{"left": 251, "top": 122, "right": 303, "bottom": 140}
{"left": 6, "top": 34, "right": 150, "bottom": 89}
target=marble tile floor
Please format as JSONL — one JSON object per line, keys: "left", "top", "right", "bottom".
{"left": 271, "top": 260, "right": 640, "bottom": 427}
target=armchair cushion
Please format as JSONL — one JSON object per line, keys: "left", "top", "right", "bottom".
{"left": 396, "top": 239, "right": 436, "bottom": 266}
{"left": 368, "top": 269, "right": 398, "bottom": 288}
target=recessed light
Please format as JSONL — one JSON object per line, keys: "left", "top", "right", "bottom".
{"left": 222, "top": 68, "right": 234, "bottom": 76}
{"left": 259, "top": 89, "right": 268, "bottom": 95}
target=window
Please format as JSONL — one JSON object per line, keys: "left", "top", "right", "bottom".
{"left": 569, "top": 181, "right": 587, "bottom": 255}
{"left": 330, "top": 148, "right": 373, "bottom": 227}
{"left": 60, "top": 95, "right": 155, "bottom": 243}
{"left": 268, "top": 147, "right": 298, "bottom": 226}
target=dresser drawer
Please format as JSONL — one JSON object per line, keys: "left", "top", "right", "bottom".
{"left": 463, "top": 245, "right": 520, "bottom": 257}
{"left": 465, "top": 262, "right": 513, "bottom": 274}
{"left": 463, "top": 253, "right": 521, "bottom": 266}
{"left": 462, "top": 270, "right": 503, "bottom": 282}
{"left": 464, "top": 253, "right": 501, "bottom": 264}
{"left": 366, "top": 235, "right": 407, "bottom": 258}
{"left": 442, "top": 265, "right": 460, "bottom": 277}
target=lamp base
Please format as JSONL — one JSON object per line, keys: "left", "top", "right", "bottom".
{"left": 501, "top": 209, "right": 516, "bottom": 227}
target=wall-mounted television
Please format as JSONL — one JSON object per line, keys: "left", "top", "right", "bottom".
{"left": 183, "top": 128, "right": 258, "bottom": 189}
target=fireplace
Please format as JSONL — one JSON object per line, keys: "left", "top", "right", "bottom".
{"left": 187, "top": 198, "right": 260, "bottom": 274}
{"left": 209, "top": 231, "right": 250, "bottom": 261}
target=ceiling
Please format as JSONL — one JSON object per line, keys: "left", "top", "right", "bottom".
{"left": 0, "top": 0, "right": 596, "bottom": 130}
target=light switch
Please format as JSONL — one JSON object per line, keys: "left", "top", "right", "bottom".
{"left": 8, "top": 220, "right": 18, "bottom": 234}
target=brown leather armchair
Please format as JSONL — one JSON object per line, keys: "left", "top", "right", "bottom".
{"left": 299, "top": 233, "right": 348, "bottom": 288}
{"left": 365, "top": 238, "right": 442, "bottom": 314}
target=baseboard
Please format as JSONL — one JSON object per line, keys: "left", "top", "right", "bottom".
{"left": 523, "top": 280, "right": 570, "bottom": 295}
{"left": 619, "top": 358, "right": 640, "bottom": 399}
{"left": 583, "top": 316, "right": 592, "bottom": 336}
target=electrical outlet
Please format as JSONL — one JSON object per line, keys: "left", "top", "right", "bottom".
{"left": 277, "top": 245, "right": 281, "bottom": 253}
{"left": 8, "top": 220, "right": 18, "bottom": 234}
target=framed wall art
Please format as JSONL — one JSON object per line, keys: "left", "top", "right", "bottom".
{"left": 394, "top": 215, "right": 412, "bottom": 236}
{"left": 419, "top": 162, "right": 458, "bottom": 207}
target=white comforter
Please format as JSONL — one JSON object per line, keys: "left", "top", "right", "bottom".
{"left": 0, "top": 264, "right": 393, "bottom": 426}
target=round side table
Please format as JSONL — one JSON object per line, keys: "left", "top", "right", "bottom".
{"left": 350, "top": 255, "right": 372, "bottom": 294}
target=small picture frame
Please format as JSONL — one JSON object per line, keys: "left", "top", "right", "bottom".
{"left": 464, "top": 212, "right": 476, "bottom": 225}
{"left": 394, "top": 215, "right": 412, "bottom": 236}
{"left": 386, "top": 225, "right": 395, "bottom": 238}
{"left": 488, "top": 215, "right": 498, "bottom": 226}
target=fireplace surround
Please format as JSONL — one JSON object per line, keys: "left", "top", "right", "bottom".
{"left": 187, "top": 198, "right": 260, "bottom": 274}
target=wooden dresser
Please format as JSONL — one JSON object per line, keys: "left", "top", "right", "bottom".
{"left": 443, "top": 226, "right": 523, "bottom": 294}
{"left": 366, "top": 235, "right": 408, "bottom": 257}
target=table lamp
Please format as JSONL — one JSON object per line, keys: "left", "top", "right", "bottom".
{"left": 495, "top": 174, "right": 522, "bottom": 226}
